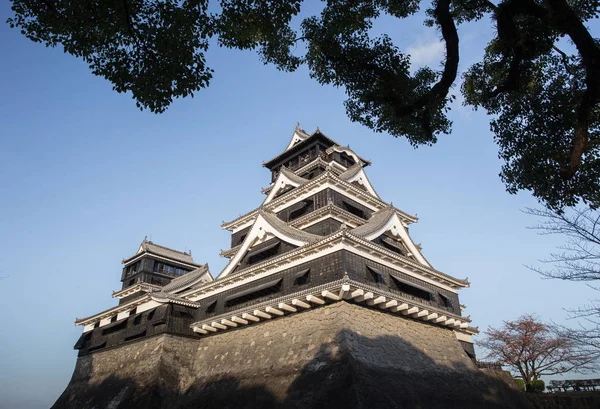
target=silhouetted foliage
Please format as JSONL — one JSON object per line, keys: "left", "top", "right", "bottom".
{"left": 7, "top": 1, "right": 600, "bottom": 209}
{"left": 527, "top": 206, "right": 600, "bottom": 351}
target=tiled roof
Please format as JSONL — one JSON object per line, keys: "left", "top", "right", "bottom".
{"left": 263, "top": 129, "right": 339, "bottom": 168}
{"left": 260, "top": 210, "right": 323, "bottom": 243}
{"left": 261, "top": 166, "right": 309, "bottom": 194}
{"left": 150, "top": 292, "right": 200, "bottom": 308}
{"left": 350, "top": 206, "right": 396, "bottom": 237}
{"left": 123, "top": 239, "right": 202, "bottom": 266}
{"left": 339, "top": 163, "right": 363, "bottom": 181}
{"left": 280, "top": 166, "right": 309, "bottom": 185}
{"left": 161, "top": 264, "right": 212, "bottom": 293}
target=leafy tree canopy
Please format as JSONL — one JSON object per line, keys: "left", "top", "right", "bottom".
{"left": 7, "top": 0, "right": 600, "bottom": 209}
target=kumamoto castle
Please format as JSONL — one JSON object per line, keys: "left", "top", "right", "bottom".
{"left": 53, "top": 126, "right": 532, "bottom": 409}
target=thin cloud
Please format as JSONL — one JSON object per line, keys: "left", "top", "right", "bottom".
{"left": 407, "top": 36, "right": 445, "bottom": 68}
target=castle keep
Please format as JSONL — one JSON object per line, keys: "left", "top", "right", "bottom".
{"left": 54, "top": 126, "right": 530, "bottom": 409}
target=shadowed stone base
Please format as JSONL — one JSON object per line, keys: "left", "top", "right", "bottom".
{"left": 52, "top": 302, "right": 532, "bottom": 409}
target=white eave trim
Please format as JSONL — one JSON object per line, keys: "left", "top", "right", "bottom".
{"left": 263, "top": 169, "right": 304, "bottom": 205}
{"left": 284, "top": 127, "right": 310, "bottom": 151}
{"left": 343, "top": 167, "right": 380, "bottom": 199}
{"left": 75, "top": 295, "right": 155, "bottom": 326}
{"left": 218, "top": 213, "right": 313, "bottom": 279}
{"left": 190, "top": 280, "right": 470, "bottom": 337}
{"left": 123, "top": 251, "right": 200, "bottom": 270}
{"left": 183, "top": 231, "right": 466, "bottom": 305}
{"left": 112, "top": 283, "right": 162, "bottom": 299}
{"left": 361, "top": 212, "right": 431, "bottom": 268}
{"left": 224, "top": 172, "right": 415, "bottom": 233}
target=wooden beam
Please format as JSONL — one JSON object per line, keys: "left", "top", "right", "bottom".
{"left": 415, "top": 310, "right": 429, "bottom": 318}
{"left": 211, "top": 322, "right": 227, "bottom": 330}
{"left": 350, "top": 289, "right": 364, "bottom": 299}
{"left": 322, "top": 290, "right": 340, "bottom": 301}
{"left": 306, "top": 295, "right": 325, "bottom": 305}
{"left": 339, "top": 284, "right": 350, "bottom": 299}
{"left": 202, "top": 324, "right": 217, "bottom": 332}
{"left": 426, "top": 312, "right": 438, "bottom": 321}
{"left": 193, "top": 327, "right": 208, "bottom": 334}
{"left": 383, "top": 300, "right": 398, "bottom": 309}
{"left": 254, "top": 310, "right": 272, "bottom": 319}
{"left": 367, "top": 296, "right": 386, "bottom": 306}
{"left": 242, "top": 313, "right": 260, "bottom": 322}
{"left": 406, "top": 307, "right": 419, "bottom": 316}
{"left": 231, "top": 316, "right": 248, "bottom": 325}
{"left": 278, "top": 303, "right": 297, "bottom": 313}
{"left": 291, "top": 299, "right": 311, "bottom": 309}
{"left": 355, "top": 292, "right": 373, "bottom": 302}
{"left": 265, "top": 306, "right": 284, "bottom": 316}
{"left": 221, "top": 319, "right": 237, "bottom": 328}
{"left": 391, "top": 303, "right": 409, "bottom": 313}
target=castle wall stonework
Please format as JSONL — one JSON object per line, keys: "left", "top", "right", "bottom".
{"left": 53, "top": 302, "right": 532, "bottom": 409}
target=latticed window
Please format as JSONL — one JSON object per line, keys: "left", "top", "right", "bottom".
{"left": 247, "top": 241, "right": 280, "bottom": 265}
{"left": 390, "top": 275, "right": 432, "bottom": 302}
{"left": 293, "top": 269, "right": 311, "bottom": 286}
{"left": 225, "top": 279, "right": 283, "bottom": 308}
{"left": 367, "top": 266, "right": 385, "bottom": 284}
{"left": 342, "top": 201, "right": 365, "bottom": 219}
{"left": 205, "top": 300, "right": 217, "bottom": 314}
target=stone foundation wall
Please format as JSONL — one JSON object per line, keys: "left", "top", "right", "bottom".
{"left": 52, "top": 301, "right": 532, "bottom": 409}
{"left": 527, "top": 392, "right": 600, "bottom": 409}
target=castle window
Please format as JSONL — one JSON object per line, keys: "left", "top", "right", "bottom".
{"left": 102, "top": 319, "right": 127, "bottom": 335}
{"left": 247, "top": 241, "right": 281, "bottom": 265}
{"left": 439, "top": 293, "right": 452, "bottom": 308}
{"left": 153, "top": 260, "right": 159, "bottom": 272}
{"left": 205, "top": 300, "right": 217, "bottom": 314}
{"left": 367, "top": 266, "right": 385, "bottom": 284}
{"left": 172, "top": 305, "right": 193, "bottom": 318}
{"left": 125, "top": 261, "right": 140, "bottom": 278}
{"left": 342, "top": 201, "right": 365, "bottom": 219}
{"left": 293, "top": 269, "right": 311, "bottom": 286}
{"left": 128, "top": 279, "right": 135, "bottom": 286}
{"left": 288, "top": 200, "right": 313, "bottom": 221}
{"left": 110, "top": 315, "right": 117, "bottom": 323}
{"left": 93, "top": 321, "right": 100, "bottom": 329}
{"left": 390, "top": 275, "right": 432, "bottom": 302}
{"left": 225, "top": 278, "right": 283, "bottom": 308}
{"left": 339, "top": 152, "right": 356, "bottom": 167}
{"left": 381, "top": 236, "right": 404, "bottom": 255}
{"left": 125, "top": 330, "right": 146, "bottom": 342}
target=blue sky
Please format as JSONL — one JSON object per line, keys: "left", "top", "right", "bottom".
{"left": 1, "top": 3, "right": 599, "bottom": 409}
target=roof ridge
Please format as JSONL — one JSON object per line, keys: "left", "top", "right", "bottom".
{"left": 144, "top": 240, "right": 192, "bottom": 257}
{"left": 339, "top": 162, "right": 364, "bottom": 180}
{"left": 258, "top": 209, "right": 323, "bottom": 243}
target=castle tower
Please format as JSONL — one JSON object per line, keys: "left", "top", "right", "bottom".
{"left": 187, "top": 126, "right": 476, "bottom": 356}
{"left": 55, "top": 126, "right": 530, "bottom": 409}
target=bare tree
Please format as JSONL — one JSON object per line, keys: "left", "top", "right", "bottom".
{"left": 479, "top": 315, "right": 598, "bottom": 390}
{"left": 526, "top": 207, "right": 600, "bottom": 350}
